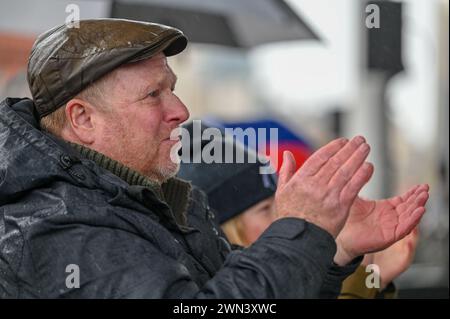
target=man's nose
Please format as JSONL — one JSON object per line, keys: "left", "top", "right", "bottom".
{"left": 165, "top": 95, "right": 190, "bottom": 125}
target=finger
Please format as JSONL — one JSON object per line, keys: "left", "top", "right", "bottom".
{"left": 398, "top": 226, "right": 420, "bottom": 253}
{"left": 277, "top": 151, "right": 297, "bottom": 188}
{"left": 408, "top": 185, "right": 430, "bottom": 202}
{"left": 397, "top": 185, "right": 421, "bottom": 203}
{"left": 408, "top": 191, "right": 430, "bottom": 208}
{"left": 409, "top": 207, "right": 427, "bottom": 226}
{"left": 390, "top": 184, "right": 421, "bottom": 207}
{"left": 314, "top": 136, "right": 366, "bottom": 182}
{"left": 339, "top": 162, "right": 374, "bottom": 205}
{"left": 298, "top": 137, "right": 348, "bottom": 177}
{"left": 400, "top": 191, "right": 429, "bottom": 216}
{"left": 396, "top": 206, "right": 426, "bottom": 240}
{"left": 416, "top": 190, "right": 430, "bottom": 207}
{"left": 329, "top": 142, "right": 371, "bottom": 191}
{"left": 396, "top": 187, "right": 429, "bottom": 214}
{"left": 404, "top": 230, "right": 419, "bottom": 264}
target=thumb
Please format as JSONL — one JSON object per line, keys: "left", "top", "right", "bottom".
{"left": 278, "top": 151, "right": 296, "bottom": 188}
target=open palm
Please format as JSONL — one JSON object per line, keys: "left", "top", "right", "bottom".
{"left": 337, "top": 184, "right": 429, "bottom": 259}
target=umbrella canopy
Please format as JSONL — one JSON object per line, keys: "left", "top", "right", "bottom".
{"left": 111, "top": 0, "right": 319, "bottom": 48}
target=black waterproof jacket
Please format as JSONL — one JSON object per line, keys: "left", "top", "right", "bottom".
{"left": 0, "top": 97, "right": 359, "bottom": 298}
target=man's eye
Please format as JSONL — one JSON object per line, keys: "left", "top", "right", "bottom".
{"left": 148, "top": 90, "right": 160, "bottom": 98}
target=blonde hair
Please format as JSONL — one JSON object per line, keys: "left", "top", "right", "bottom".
{"left": 221, "top": 214, "right": 248, "bottom": 247}
{"left": 40, "top": 71, "right": 115, "bottom": 136}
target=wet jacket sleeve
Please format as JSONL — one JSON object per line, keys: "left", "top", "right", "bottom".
{"left": 139, "top": 218, "right": 338, "bottom": 298}
{"left": 319, "top": 257, "right": 363, "bottom": 298}
{"left": 25, "top": 218, "right": 339, "bottom": 298}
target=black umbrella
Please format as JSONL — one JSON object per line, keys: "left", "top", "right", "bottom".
{"left": 111, "top": 0, "right": 319, "bottom": 48}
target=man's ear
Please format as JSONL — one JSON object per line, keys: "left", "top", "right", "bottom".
{"left": 64, "top": 98, "right": 97, "bottom": 144}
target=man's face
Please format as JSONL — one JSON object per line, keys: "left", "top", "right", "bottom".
{"left": 94, "top": 53, "right": 189, "bottom": 183}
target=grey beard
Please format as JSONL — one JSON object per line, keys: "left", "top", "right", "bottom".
{"left": 147, "top": 161, "right": 180, "bottom": 184}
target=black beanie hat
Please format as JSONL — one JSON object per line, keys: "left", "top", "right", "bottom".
{"left": 177, "top": 121, "right": 277, "bottom": 224}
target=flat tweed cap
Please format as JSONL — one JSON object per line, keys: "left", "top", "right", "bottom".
{"left": 27, "top": 18, "right": 188, "bottom": 118}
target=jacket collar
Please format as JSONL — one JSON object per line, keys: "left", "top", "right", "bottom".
{"left": 67, "top": 141, "right": 191, "bottom": 227}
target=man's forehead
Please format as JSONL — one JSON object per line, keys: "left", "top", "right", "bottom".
{"left": 111, "top": 54, "right": 177, "bottom": 94}
{"left": 142, "top": 55, "right": 177, "bottom": 82}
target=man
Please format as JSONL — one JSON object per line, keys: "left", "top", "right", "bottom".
{"left": 0, "top": 19, "right": 429, "bottom": 298}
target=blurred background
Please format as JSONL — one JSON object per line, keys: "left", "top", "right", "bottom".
{"left": 0, "top": 0, "right": 448, "bottom": 298}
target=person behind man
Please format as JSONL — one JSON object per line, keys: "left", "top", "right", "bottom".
{"left": 178, "top": 122, "right": 420, "bottom": 298}
{"left": 0, "top": 19, "right": 429, "bottom": 298}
